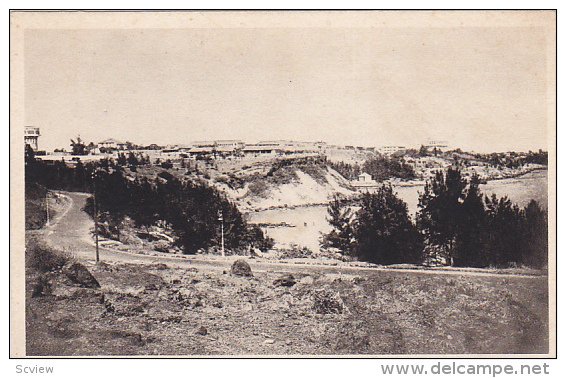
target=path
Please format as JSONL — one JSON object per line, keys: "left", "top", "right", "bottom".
{"left": 43, "top": 191, "right": 546, "bottom": 279}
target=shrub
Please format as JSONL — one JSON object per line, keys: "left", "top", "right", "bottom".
{"left": 311, "top": 288, "right": 348, "bottom": 315}
{"left": 26, "top": 238, "right": 72, "bottom": 273}
{"left": 25, "top": 183, "right": 48, "bottom": 230}
{"left": 247, "top": 180, "right": 269, "bottom": 197}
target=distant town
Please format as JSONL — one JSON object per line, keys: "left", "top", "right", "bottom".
{"left": 25, "top": 125, "right": 547, "bottom": 187}
{"left": 26, "top": 125, "right": 447, "bottom": 157}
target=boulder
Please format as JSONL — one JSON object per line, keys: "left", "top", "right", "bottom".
{"left": 153, "top": 240, "right": 172, "bottom": 253}
{"left": 195, "top": 326, "right": 208, "bottom": 336}
{"left": 63, "top": 262, "right": 100, "bottom": 288}
{"left": 299, "top": 276, "right": 315, "bottom": 285}
{"left": 231, "top": 259, "right": 253, "bottom": 277}
{"left": 273, "top": 273, "right": 296, "bottom": 287}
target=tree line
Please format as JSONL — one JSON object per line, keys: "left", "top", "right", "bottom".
{"left": 476, "top": 150, "right": 548, "bottom": 169}
{"left": 327, "top": 155, "right": 416, "bottom": 182}
{"left": 25, "top": 146, "right": 273, "bottom": 254}
{"left": 322, "top": 167, "right": 548, "bottom": 268}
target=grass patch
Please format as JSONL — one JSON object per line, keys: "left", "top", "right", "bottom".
{"left": 26, "top": 237, "right": 73, "bottom": 273}
{"left": 25, "top": 183, "right": 48, "bottom": 230}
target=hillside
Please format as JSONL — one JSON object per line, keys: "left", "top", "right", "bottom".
{"left": 216, "top": 158, "right": 356, "bottom": 211}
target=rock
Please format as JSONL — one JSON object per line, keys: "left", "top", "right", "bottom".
{"left": 153, "top": 240, "right": 172, "bottom": 253}
{"left": 264, "top": 339, "right": 275, "bottom": 344}
{"left": 195, "top": 326, "right": 208, "bottom": 336}
{"left": 299, "top": 276, "right": 314, "bottom": 285}
{"left": 273, "top": 273, "right": 296, "bottom": 287}
{"left": 231, "top": 259, "right": 253, "bottom": 277}
{"left": 144, "top": 283, "right": 159, "bottom": 291}
{"left": 63, "top": 262, "right": 100, "bottom": 288}
{"left": 30, "top": 274, "right": 52, "bottom": 297}
{"left": 109, "top": 330, "right": 145, "bottom": 346}
{"left": 149, "top": 263, "right": 168, "bottom": 270}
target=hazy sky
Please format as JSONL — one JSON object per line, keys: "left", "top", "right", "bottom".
{"left": 24, "top": 25, "right": 550, "bottom": 152}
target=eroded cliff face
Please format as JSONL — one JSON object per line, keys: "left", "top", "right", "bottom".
{"left": 236, "top": 165, "right": 355, "bottom": 211}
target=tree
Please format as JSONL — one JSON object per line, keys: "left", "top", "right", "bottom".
{"left": 354, "top": 185, "right": 423, "bottom": 264}
{"left": 70, "top": 137, "right": 87, "bottom": 155}
{"left": 484, "top": 194, "right": 525, "bottom": 266}
{"left": 362, "top": 156, "right": 416, "bottom": 182}
{"left": 25, "top": 144, "right": 36, "bottom": 166}
{"left": 452, "top": 175, "right": 488, "bottom": 267}
{"left": 522, "top": 200, "right": 548, "bottom": 268}
{"left": 417, "top": 167, "right": 466, "bottom": 265}
{"left": 161, "top": 159, "right": 173, "bottom": 169}
{"left": 320, "top": 196, "right": 355, "bottom": 254}
{"left": 127, "top": 152, "right": 139, "bottom": 167}
{"left": 117, "top": 153, "right": 127, "bottom": 166}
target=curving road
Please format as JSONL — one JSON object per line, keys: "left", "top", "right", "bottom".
{"left": 43, "top": 191, "right": 546, "bottom": 279}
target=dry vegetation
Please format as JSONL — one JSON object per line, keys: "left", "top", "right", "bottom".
{"left": 26, "top": 245, "right": 548, "bottom": 356}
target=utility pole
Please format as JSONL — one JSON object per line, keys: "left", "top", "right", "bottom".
{"left": 92, "top": 170, "right": 100, "bottom": 263}
{"left": 45, "top": 191, "right": 50, "bottom": 226}
{"left": 218, "top": 210, "right": 225, "bottom": 257}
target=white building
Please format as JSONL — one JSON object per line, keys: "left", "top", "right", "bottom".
{"left": 25, "top": 126, "right": 40, "bottom": 150}
{"left": 98, "top": 138, "right": 126, "bottom": 151}
{"left": 379, "top": 145, "right": 406, "bottom": 155}
{"left": 424, "top": 139, "right": 449, "bottom": 151}
{"left": 215, "top": 140, "right": 245, "bottom": 149}
{"left": 191, "top": 141, "right": 216, "bottom": 148}
{"left": 350, "top": 172, "right": 379, "bottom": 191}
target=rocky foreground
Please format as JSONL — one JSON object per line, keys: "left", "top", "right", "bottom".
{"left": 26, "top": 256, "right": 549, "bottom": 356}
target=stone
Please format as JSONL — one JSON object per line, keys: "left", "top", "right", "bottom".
{"left": 195, "top": 326, "right": 208, "bottom": 336}
{"left": 273, "top": 273, "right": 296, "bottom": 287}
{"left": 63, "top": 262, "right": 100, "bottom": 288}
{"left": 299, "top": 276, "right": 314, "bottom": 285}
{"left": 231, "top": 259, "right": 253, "bottom": 277}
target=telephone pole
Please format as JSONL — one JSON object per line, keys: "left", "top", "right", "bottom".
{"left": 45, "top": 191, "right": 50, "bottom": 226}
{"left": 218, "top": 210, "right": 225, "bottom": 257}
{"left": 92, "top": 170, "right": 100, "bottom": 263}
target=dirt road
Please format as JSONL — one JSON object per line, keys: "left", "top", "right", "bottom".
{"left": 45, "top": 191, "right": 546, "bottom": 279}
{"left": 28, "top": 191, "right": 550, "bottom": 356}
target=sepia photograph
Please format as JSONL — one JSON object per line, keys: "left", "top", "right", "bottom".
{"left": 10, "top": 10, "right": 556, "bottom": 357}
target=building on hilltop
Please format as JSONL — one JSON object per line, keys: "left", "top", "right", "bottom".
{"left": 98, "top": 138, "right": 127, "bottom": 151}
{"left": 215, "top": 140, "right": 245, "bottom": 149}
{"left": 424, "top": 139, "right": 449, "bottom": 151}
{"left": 379, "top": 145, "right": 406, "bottom": 155}
{"left": 191, "top": 141, "right": 216, "bottom": 148}
{"left": 242, "top": 144, "right": 279, "bottom": 156}
{"left": 25, "top": 126, "right": 40, "bottom": 151}
{"left": 256, "top": 140, "right": 325, "bottom": 154}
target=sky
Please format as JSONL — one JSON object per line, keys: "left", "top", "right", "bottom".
{"left": 24, "top": 24, "right": 550, "bottom": 153}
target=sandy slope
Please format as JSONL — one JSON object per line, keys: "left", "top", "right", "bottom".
{"left": 247, "top": 168, "right": 355, "bottom": 211}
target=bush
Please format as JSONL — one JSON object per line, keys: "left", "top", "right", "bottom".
{"left": 26, "top": 238, "right": 72, "bottom": 273}
{"left": 247, "top": 180, "right": 269, "bottom": 197}
{"left": 362, "top": 156, "right": 416, "bottom": 181}
{"left": 279, "top": 244, "right": 314, "bottom": 259}
{"left": 25, "top": 183, "right": 48, "bottom": 230}
{"left": 311, "top": 288, "right": 348, "bottom": 315}
{"left": 160, "top": 160, "right": 173, "bottom": 169}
